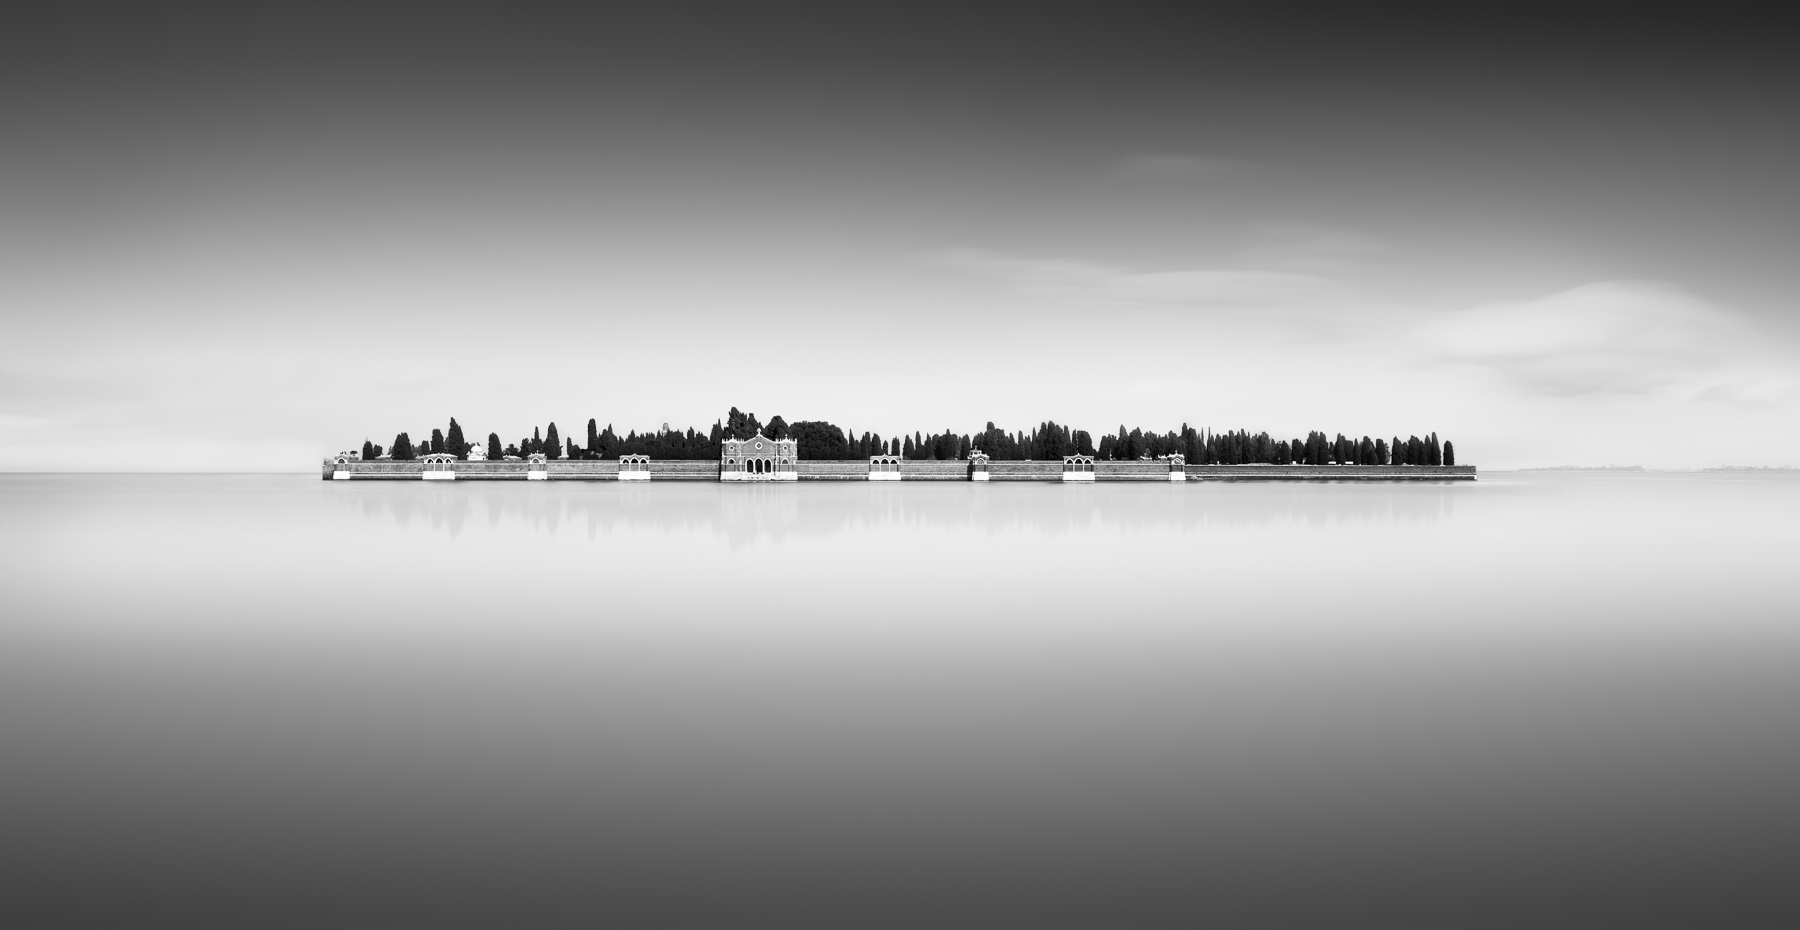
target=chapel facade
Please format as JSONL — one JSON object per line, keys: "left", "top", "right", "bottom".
{"left": 721, "top": 432, "right": 797, "bottom": 481}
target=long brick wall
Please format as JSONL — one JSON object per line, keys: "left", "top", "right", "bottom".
{"left": 1185, "top": 465, "right": 1477, "bottom": 480}
{"left": 326, "top": 460, "right": 573, "bottom": 479}
{"left": 649, "top": 461, "right": 720, "bottom": 480}
{"left": 1096, "top": 461, "right": 1176, "bottom": 480}
{"left": 986, "top": 461, "right": 1062, "bottom": 480}
{"left": 324, "top": 459, "right": 1477, "bottom": 481}
{"left": 902, "top": 460, "right": 972, "bottom": 480}
{"left": 797, "top": 461, "right": 870, "bottom": 480}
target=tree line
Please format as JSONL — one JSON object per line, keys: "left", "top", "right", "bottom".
{"left": 359, "top": 410, "right": 1455, "bottom": 466}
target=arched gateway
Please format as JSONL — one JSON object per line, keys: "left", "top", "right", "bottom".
{"left": 421, "top": 453, "right": 457, "bottom": 481}
{"left": 868, "top": 455, "right": 902, "bottom": 481}
{"left": 721, "top": 432, "right": 797, "bottom": 482}
{"left": 618, "top": 454, "right": 652, "bottom": 481}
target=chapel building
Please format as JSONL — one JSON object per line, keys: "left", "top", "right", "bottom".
{"left": 721, "top": 432, "right": 798, "bottom": 481}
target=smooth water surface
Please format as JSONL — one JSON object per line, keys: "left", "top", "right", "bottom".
{"left": 2, "top": 473, "right": 1797, "bottom": 929}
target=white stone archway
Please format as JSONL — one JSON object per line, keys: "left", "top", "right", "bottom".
{"left": 421, "top": 453, "right": 457, "bottom": 481}
{"left": 868, "top": 455, "right": 902, "bottom": 481}
{"left": 1062, "top": 454, "right": 1095, "bottom": 483}
{"left": 619, "top": 454, "right": 652, "bottom": 481}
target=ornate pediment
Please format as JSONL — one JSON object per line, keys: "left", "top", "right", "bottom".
{"left": 722, "top": 431, "right": 795, "bottom": 454}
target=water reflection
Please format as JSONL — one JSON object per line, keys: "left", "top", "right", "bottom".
{"left": 335, "top": 480, "right": 1466, "bottom": 543}
{"left": 3, "top": 473, "right": 1796, "bottom": 929}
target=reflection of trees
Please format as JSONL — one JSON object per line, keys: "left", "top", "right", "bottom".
{"left": 336, "top": 482, "right": 1462, "bottom": 545}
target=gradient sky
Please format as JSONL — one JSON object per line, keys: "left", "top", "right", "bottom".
{"left": 4, "top": 1, "right": 1798, "bottom": 470}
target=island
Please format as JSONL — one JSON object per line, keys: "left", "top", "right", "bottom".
{"left": 324, "top": 408, "right": 1473, "bottom": 482}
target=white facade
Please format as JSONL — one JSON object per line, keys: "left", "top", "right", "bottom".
{"left": 969, "top": 450, "right": 990, "bottom": 481}
{"left": 526, "top": 452, "right": 548, "bottom": 480}
{"left": 1062, "top": 454, "right": 1095, "bottom": 483}
{"left": 721, "top": 432, "right": 797, "bottom": 482}
{"left": 421, "top": 453, "right": 457, "bottom": 480}
{"left": 332, "top": 453, "right": 357, "bottom": 479}
{"left": 868, "top": 455, "right": 902, "bottom": 481}
{"left": 1168, "top": 453, "right": 1186, "bottom": 481}
{"left": 466, "top": 446, "right": 487, "bottom": 462}
{"left": 618, "top": 454, "right": 652, "bottom": 481}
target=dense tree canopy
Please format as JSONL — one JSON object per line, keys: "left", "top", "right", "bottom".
{"left": 725, "top": 407, "right": 763, "bottom": 441}
{"left": 357, "top": 408, "right": 1457, "bottom": 465}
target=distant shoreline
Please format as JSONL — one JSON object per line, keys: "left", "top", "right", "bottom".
{"left": 1512, "top": 465, "right": 1797, "bottom": 473}
{"left": 1516, "top": 465, "right": 1645, "bottom": 472}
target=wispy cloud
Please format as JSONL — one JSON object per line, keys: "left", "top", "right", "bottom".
{"left": 944, "top": 247, "right": 1798, "bottom": 410}
{"left": 938, "top": 249, "right": 1353, "bottom": 315}
{"left": 1409, "top": 281, "right": 1797, "bottom": 400}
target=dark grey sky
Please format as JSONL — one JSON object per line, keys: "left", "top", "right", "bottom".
{"left": 4, "top": 2, "right": 1797, "bottom": 468}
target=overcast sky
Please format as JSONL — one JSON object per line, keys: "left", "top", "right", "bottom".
{"left": 4, "top": 2, "right": 1797, "bottom": 470}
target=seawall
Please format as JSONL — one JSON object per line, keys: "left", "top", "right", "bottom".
{"left": 1186, "top": 465, "right": 1476, "bottom": 480}
{"left": 323, "top": 460, "right": 1476, "bottom": 481}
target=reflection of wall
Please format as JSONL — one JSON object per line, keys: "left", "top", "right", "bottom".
{"left": 336, "top": 480, "right": 1462, "bottom": 547}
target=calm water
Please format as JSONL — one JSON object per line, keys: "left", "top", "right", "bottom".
{"left": 2, "top": 473, "right": 1797, "bottom": 929}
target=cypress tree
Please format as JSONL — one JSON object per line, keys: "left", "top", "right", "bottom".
{"left": 586, "top": 419, "right": 599, "bottom": 455}
{"left": 392, "top": 432, "right": 414, "bottom": 460}
{"left": 446, "top": 418, "right": 467, "bottom": 458}
{"left": 487, "top": 433, "right": 502, "bottom": 459}
{"left": 361, "top": 440, "right": 374, "bottom": 460}
{"left": 429, "top": 428, "right": 445, "bottom": 455}
{"left": 545, "top": 422, "right": 560, "bottom": 457}
{"left": 1444, "top": 441, "right": 1456, "bottom": 466}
